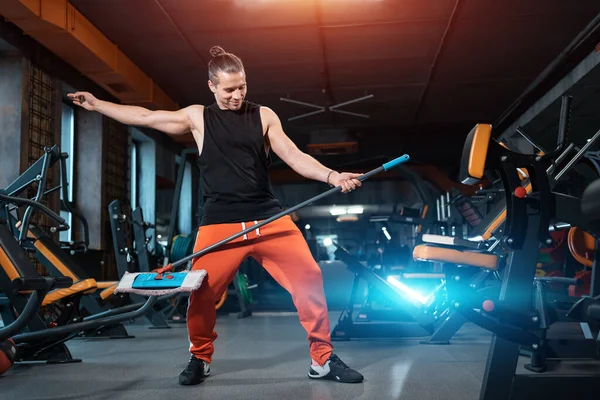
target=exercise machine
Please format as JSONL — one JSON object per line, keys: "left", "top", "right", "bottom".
{"left": 415, "top": 109, "right": 600, "bottom": 399}
{"left": 330, "top": 240, "right": 446, "bottom": 340}
{"left": 1, "top": 146, "right": 155, "bottom": 338}
{"left": 0, "top": 193, "right": 156, "bottom": 364}
{"left": 108, "top": 199, "right": 172, "bottom": 328}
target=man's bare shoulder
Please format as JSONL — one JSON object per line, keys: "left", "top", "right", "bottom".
{"left": 259, "top": 106, "right": 280, "bottom": 123}
{"left": 185, "top": 104, "right": 204, "bottom": 116}
{"left": 184, "top": 105, "right": 204, "bottom": 132}
{"left": 259, "top": 105, "right": 275, "bottom": 115}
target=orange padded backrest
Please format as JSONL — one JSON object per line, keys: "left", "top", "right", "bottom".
{"left": 568, "top": 227, "right": 595, "bottom": 268}
{"left": 0, "top": 246, "right": 20, "bottom": 281}
{"left": 460, "top": 124, "right": 493, "bottom": 185}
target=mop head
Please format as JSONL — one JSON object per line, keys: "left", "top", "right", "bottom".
{"left": 114, "top": 270, "right": 207, "bottom": 296}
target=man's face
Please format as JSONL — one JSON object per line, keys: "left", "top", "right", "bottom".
{"left": 209, "top": 71, "right": 247, "bottom": 110}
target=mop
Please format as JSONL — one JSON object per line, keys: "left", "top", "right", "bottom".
{"left": 114, "top": 154, "right": 410, "bottom": 296}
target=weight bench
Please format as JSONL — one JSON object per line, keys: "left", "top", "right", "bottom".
{"left": 1, "top": 216, "right": 156, "bottom": 364}
{"left": 414, "top": 236, "right": 500, "bottom": 271}
{"left": 41, "top": 278, "right": 97, "bottom": 306}
{"left": 34, "top": 224, "right": 170, "bottom": 331}
{"left": 18, "top": 224, "right": 136, "bottom": 338}
{"left": 412, "top": 234, "right": 501, "bottom": 345}
{"left": 411, "top": 125, "right": 523, "bottom": 344}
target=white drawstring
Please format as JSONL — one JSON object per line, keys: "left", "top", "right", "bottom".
{"left": 241, "top": 222, "right": 248, "bottom": 240}
{"left": 254, "top": 220, "right": 261, "bottom": 236}
{"left": 241, "top": 221, "right": 261, "bottom": 239}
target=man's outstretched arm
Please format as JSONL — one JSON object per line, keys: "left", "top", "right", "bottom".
{"left": 262, "top": 107, "right": 361, "bottom": 193}
{"left": 67, "top": 91, "right": 199, "bottom": 135}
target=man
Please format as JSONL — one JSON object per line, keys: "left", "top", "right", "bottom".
{"left": 68, "top": 45, "right": 364, "bottom": 385}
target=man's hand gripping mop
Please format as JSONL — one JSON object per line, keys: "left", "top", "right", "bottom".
{"left": 114, "top": 154, "right": 410, "bottom": 296}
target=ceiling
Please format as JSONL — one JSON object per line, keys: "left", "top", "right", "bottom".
{"left": 58, "top": 1, "right": 600, "bottom": 171}
{"left": 514, "top": 63, "right": 600, "bottom": 152}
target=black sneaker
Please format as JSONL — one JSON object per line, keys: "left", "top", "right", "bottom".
{"left": 308, "top": 354, "right": 363, "bottom": 383}
{"left": 179, "top": 355, "right": 211, "bottom": 385}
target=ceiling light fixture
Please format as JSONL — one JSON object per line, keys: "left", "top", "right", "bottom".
{"left": 280, "top": 94, "right": 374, "bottom": 121}
{"left": 329, "top": 207, "right": 347, "bottom": 216}
{"left": 347, "top": 206, "right": 364, "bottom": 214}
{"left": 329, "top": 206, "right": 364, "bottom": 216}
{"left": 382, "top": 226, "right": 391, "bottom": 241}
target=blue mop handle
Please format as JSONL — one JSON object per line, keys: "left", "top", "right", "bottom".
{"left": 169, "top": 154, "right": 410, "bottom": 269}
{"left": 382, "top": 154, "right": 410, "bottom": 171}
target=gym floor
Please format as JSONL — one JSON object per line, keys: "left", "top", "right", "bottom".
{"left": 1, "top": 312, "right": 490, "bottom": 400}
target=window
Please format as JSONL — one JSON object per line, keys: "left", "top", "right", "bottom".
{"left": 60, "top": 102, "right": 75, "bottom": 243}
{"left": 130, "top": 140, "right": 139, "bottom": 209}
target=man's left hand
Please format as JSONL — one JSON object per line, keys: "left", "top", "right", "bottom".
{"left": 330, "top": 172, "right": 362, "bottom": 193}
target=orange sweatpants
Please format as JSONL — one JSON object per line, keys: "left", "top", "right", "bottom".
{"left": 187, "top": 215, "right": 333, "bottom": 365}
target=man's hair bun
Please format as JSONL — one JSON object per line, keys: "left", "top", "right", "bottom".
{"left": 210, "top": 46, "right": 226, "bottom": 57}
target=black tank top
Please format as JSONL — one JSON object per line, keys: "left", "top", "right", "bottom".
{"left": 197, "top": 101, "right": 282, "bottom": 226}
